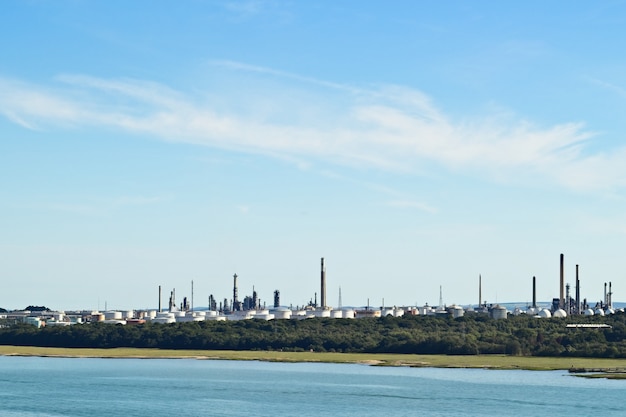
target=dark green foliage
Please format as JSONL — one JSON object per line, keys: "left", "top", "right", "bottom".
{"left": 24, "top": 306, "right": 50, "bottom": 312}
{"left": 1, "top": 312, "right": 626, "bottom": 357}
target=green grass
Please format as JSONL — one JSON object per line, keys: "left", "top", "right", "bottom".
{"left": 3, "top": 345, "right": 626, "bottom": 371}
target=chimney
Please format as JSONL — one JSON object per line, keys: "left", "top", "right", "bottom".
{"left": 320, "top": 258, "right": 327, "bottom": 309}
{"left": 479, "top": 274, "right": 482, "bottom": 307}
{"left": 560, "top": 254, "right": 565, "bottom": 309}
{"left": 575, "top": 265, "right": 580, "bottom": 314}
{"left": 532, "top": 276, "right": 536, "bottom": 309}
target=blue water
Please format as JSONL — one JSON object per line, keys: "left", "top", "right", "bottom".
{"left": 0, "top": 356, "right": 624, "bottom": 416}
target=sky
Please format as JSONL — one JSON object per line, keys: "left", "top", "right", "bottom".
{"left": 1, "top": 1, "right": 626, "bottom": 311}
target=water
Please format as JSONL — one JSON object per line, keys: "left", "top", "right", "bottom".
{"left": 0, "top": 356, "right": 624, "bottom": 416}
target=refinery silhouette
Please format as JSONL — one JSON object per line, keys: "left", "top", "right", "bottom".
{"left": 1, "top": 253, "right": 620, "bottom": 327}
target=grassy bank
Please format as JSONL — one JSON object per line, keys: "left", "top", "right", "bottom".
{"left": 3, "top": 345, "right": 626, "bottom": 371}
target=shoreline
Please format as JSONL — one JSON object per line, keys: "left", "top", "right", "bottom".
{"left": 2, "top": 346, "right": 626, "bottom": 375}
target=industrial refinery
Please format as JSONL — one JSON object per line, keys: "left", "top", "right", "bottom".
{"left": 1, "top": 253, "right": 621, "bottom": 327}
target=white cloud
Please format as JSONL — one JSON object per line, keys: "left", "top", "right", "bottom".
{"left": 0, "top": 67, "right": 622, "bottom": 192}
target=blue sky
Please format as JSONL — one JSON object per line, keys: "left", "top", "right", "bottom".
{"left": 2, "top": 1, "right": 626, "bottom": 311}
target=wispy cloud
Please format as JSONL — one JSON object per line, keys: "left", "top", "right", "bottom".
{"left": 588, "top": 77, "right": 626, "bottom": 99}
{"left": 0, "top": 65, "right": 622, "bottom": 191}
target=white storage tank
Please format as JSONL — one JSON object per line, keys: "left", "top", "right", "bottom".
{"left": 553, "top": 309, "right": 567, "bottom": 318}
{"left": 341, "top": 309, "right": 355, "bottom": 319}
{"left": 272, "top": 308, "right": 292, "bottom": 320}
{"left": 102, "top": 319, "right": 126, "bottom": 325}
{"left": 104, "top": 311, "right": 122, "bottom": 320}
{"left": 450, "top": 305, "right": 464, "bottom": 318}
{"left": 537, "top": 309, "right": 552, "bottom": 318}
{"left": 382, "top": 308, "right": 395, "bottom": 317}
{"left": 330, "top": 309, "right": 343, "bottom": 318}
{"left": 583, "top": 308, "right": 594, "bottom": 316}
{"left": 314, "top": 309, "right": 331, "bottom": 318}
{"left": 255, "top": 312, "right": 275, "bottom": 321}
{"left": 595, "top": 308, "right": 605, "bottom": 316}
{"left": 205, "top": 315, "right": 226, "bottom": 321}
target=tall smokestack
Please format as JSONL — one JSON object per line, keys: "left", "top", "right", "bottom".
{"left": 479, "top": 274, "right": 482, "bottom": 307}
{"left": 560, "top": 254, "right": 565, "bottom": 309}
{"left": 532, "top": 276, "right": 536, "bottom": 309}
{"left": 158, "top": 285, "right": 162, "bottom": 313}
{"left": 575, "top": 265, "right": 580, "bottom": 314}
{"left": 320, "top": 258, "right": 326, "bottom": 309}
{"left": 233, "top": 273, "right": 239, "bottom": 311}
{"left": 604, "top": 282, "right": 607, "bottom": 308}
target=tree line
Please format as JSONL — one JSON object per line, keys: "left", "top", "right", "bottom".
{"left": 1, "top": 313, "right": 626, "bottom": 357}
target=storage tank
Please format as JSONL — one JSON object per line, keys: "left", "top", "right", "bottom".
{"left": 254, "top": 312, "right": 275, "bottom": 321}
{"left": 490, "top": 305, "right": 507, "bottom": 319}
{"left": 355, "top": 309, "right": 381, "bottom": 318}
{"left": 450, "top": 305, "right": 464, "bottom": 318}
{"left": 152, "top": 312, "right": 176, "bottom": 324}
{"left": 583, "top": 308, "right": 595, "bottom": 316}
{"left": 341, "top": 309, "right": 355, "bottom": 319}
{"left": 205, "top": 314, "right": 226, "bottom": 321}
{"left": 537, "top": 309, "right": 552, "bottom": 318}
{"left": 330, "top": 309, "right": 343, "bottom": 318}
{"left": 314, "top": 309, "right": 331, "bottom": 318}
{"left": 553, "top": 309, "right": 567, "bottom": 318}
{"left": 595, "top": 308, "right": 605, "bottom": 316}
{"left": 272, "top": 308, "right": 292, "bottom": 319}
{"left": 104, "top": 311, "right": 122, "bottom": 320}
{"left": 102, "top": 319, "right": 126, "bottom": 325}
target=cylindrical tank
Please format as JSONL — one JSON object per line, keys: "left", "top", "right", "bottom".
{"left": 491, "top": 305, "right": 507, "bottom": 319}
{"left": 104, "top": 311, "right": 122, "bottom": 320}
{"left": 341, "top": 309, "right": 355, "bottom": 319}
{"left": 537, "top": 309, "right": 552, "bottom": 318}
{"left": 272, "top": 308, "right": 292, "bottom": 319}
{"left": 314, "top": 310, "right": 331, "bottom": 318}
{"left": 553, "top": 309, "right": 567, "bottom": 318}
{"left": 102, "top": 319, "right": 126, "bottom": 325}
{"left": 450, "top": 305, "right": 464, "bottom": 318}
{"left": 330, "top": 309, "right": 343, "bottom": 318}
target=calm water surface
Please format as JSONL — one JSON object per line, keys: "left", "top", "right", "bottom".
{"left": 0, "top": 356, "right": 624, "bottom": 416}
